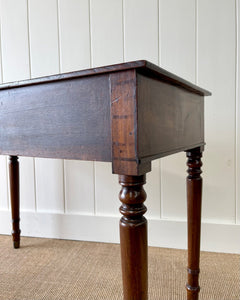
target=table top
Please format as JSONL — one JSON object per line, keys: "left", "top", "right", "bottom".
{"left": 0, "top": 60, "right": 210, "bottom": 97}
{"left": 0, "top": 60, "right": 211, "bottom": 175}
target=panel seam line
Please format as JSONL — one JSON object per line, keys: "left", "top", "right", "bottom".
{"left": 235, "top": 0, "right": 239, "bottom": 224}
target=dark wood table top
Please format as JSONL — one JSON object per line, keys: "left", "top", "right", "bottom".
{"left": 0, "top": 60, "right": 211, "bottom": 175}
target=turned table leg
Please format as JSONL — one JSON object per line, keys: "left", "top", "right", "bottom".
{"left": 119, "top": 175, "right": 148, "bottom": 300}
{"left": 185, "top": 147, "right": 203, "bottom": 300}
{"left": 9, "top": 156, "right": 21, "bottom": 249}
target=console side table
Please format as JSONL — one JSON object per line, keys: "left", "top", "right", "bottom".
{"left": 0, "top": 60, "right": 211, "bottom": 300}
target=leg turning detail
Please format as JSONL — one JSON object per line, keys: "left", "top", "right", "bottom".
{"left": 186, "top": 147, "right": 203, "bottom": 300}
{"left": 119, "top": 175, "right": 148, "bottom": 300}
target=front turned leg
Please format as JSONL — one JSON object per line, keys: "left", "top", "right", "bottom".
{"left": 9, "top": 156, "right": 21, "bottom": 249}
{"left": 119, "top": 175, "right": 148, "bottom": 300}
{"left": 186, "top": 147, "right": 203, "bottom": 300}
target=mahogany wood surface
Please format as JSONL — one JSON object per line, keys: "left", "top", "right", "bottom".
{"left": 0, "top": 74, "right": 111, "bottom": 161}
{"left": 0, "top": 60, "right": 210, "bottom": 96}
{"left": 9, "top": 156, "right": 20, "bottom": 249}
{"left": 138, "top": 74, "right": 204, "bottom": 162}
{"left": 0, "top": 60, "right": 211, "bottom": 300}
{"left": 186, "top": 147, "right": 203, "bottom": 300}
{"left": 0, "top": 60, "right": 209, "bottom": 176}
{"left": 119, "top": 175, "right": 148, "bottom": 300}
{"left": 111, "top": 70, "right": 151, "bottom": 175}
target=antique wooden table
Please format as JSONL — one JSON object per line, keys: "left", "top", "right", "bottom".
{"left": 0, "top": 60, "right": 210, "bottom": 300}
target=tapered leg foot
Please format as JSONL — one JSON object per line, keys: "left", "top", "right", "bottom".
{"left": 185, "top": 147, "right": 203, "bottom": 300}
{"left": 9, "top": 156, "right": 21, "bottom": 249}
{"left": 119, "top": 175, "right": 148, "bottom": 300}
{"left": 13, "top": 240, "right": 20, "bottom": 249}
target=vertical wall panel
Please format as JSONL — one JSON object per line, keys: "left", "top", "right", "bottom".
{"left": 95, "top": 162, "right": 120, "bottom": 216}
{"left": 124, "top": 0, "right": 159, "bottom": 64}
{"left": 64, "top": 161, "right": 94, "bottom": 214}
{"left": 0, "top": 0, "right": 35, "bottom": 212}
{"left": 161, "top": 153, "right": 187, "bottom": 220}
{"left": 58, "top": 0, "right": 90, "bottom": 72}
{"left": 160, "top": 0, "right": 196, "bottom": 220}
{"left": 35, "top": 159, "right": 64, "bottom": 213}
{"left": 0, "top": 21, "right": 2, "bottom": 83}
{"left": 237, "top": 0, "right": 240, "bottom": 223}
{"left": 28, "top": 0, "right": 64, "bottom": 213}
{"left": 0, "top": 2, "right": 6, "bottom": 210}
{"left": 90, "top": 0, "right": 123, "bottom": 67}
{"left": 0, "top": 157, "right": 8, "bottom": 210}
{"left": 159, "top": 0, "right": 196, "bottom": 81}
{"left": 144, "top": 160, "right": 161, "bottom": 219}
{"left": 58, "top": 0, "right": 94, "bottom": 215}
{"left": 19, "top": 157, "right": 36, "bottom": 211}
{"left": 28, "top": 0, "right": 59, "bottom": 78}
{"left": 198, "top": 0, "right": 236, "bottom": 223}
{"left": 0, "top": 0, "right": 30, "bottom": 82}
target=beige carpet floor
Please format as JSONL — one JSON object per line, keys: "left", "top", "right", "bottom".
{"left": 0, "top": 235, "right": 239, "bottom": 300}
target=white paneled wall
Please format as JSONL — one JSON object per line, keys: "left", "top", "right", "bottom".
{"left": 0, "top": 0, "right": 239, "bottom": 253}
{"left": 198, "top": 0, "right": 236, "bottom": 223}
{"left": 0, "top": 157, "right": 8, "bottom": 210}
{"left": 90, "top": 0, "right": 123, "bottom": 67}
{"left": 124, "top": 0, "right": 159, "bottom": 64}
{"left": 237, "top": 0, "right": 240, "bottom": 223}
{"left": 58, "top": 0, "right": 91, "bottom": 72}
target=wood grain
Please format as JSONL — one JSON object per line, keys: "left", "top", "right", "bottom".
{"left": 119, "top": 175, "right": 148, "bottom": 300}
{"left": 0, "top": 60, "right": 211, "bottom": 299}
{"left": 9, "top": 156, "right": 21, "bottom": 249}
{"left": 137, "top": 73, "right": 204, "bottom": 162}
{"left": 186, "top": 147, "right": 203, "bottom": 300}
{"left": 111, "top": 69, "right": 151, "bottom": 175}
{"left": 0, "top": 60, "right": 210, "bottom": 96}
{"left": 0, "top": 74, "right": 111, "bottom": 161}
{"left": 0, "top": 60, "right": 209, "bottom": 176}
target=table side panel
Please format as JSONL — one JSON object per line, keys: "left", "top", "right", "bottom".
{"left": 110, "top": 70, "right": 151, "bottom": 175}
{"left": 137, "top": 73, "right": 204, "bottom": 161}
{"left": 0, "top": 74, "right": 111, "bottom": 161}
{"left": 111, "top": 70, "right": 137, "bottom": 174}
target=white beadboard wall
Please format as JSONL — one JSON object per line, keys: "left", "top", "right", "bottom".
{"left": 0, "top": 0, "right": 239, "bottom": 253}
